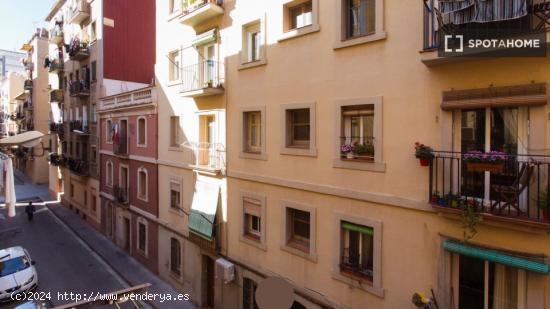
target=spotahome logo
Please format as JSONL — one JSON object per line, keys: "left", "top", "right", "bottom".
{"left": 438, "top": 30, "right": 547, "bottom": 57}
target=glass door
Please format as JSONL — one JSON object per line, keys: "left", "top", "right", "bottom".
{"left": 461, "top": 109, "right": 486, "bottom": 198}
{"left": 202, "top": 44, "right": 216, "bottom": 88}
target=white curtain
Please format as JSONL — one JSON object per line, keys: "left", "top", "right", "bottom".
{"left": 6, "top": 158, "right": 16, "bottom": 218}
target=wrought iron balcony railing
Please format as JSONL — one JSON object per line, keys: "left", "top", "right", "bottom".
{"left": 69, "top": 80, "right": 90, "bottom": 97}
{"left": 113, "top": 138, "right": 128, "bottom": 156}
{"left": 69, "top": 120, "right": 89, "bottom": 134}
{"left": 340, "top": 248, "right": 374, "bottom": 281}
{"left": 67, "top": 39, "right": 89, "bottom": 61}
{"left": 113, "top": 185, "right": 129, "bottom": 204}
{"left": 181, "top": 141, "right": 225, "bottom": 173}
{"left": 180, "top": 60, "right": 224, "bottom": 95}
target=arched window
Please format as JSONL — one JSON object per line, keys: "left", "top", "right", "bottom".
{"left": 137, "top": 116, "right": 147, "bottom": 146}
{"left": 137, "top": 167, "right": 148, "bottom": 200}
{"left": 106, "top": 161, "right": 113, "bottom": 187}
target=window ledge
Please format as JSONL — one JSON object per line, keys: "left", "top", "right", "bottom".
{"left": 280, "top": 147, "right": 317, "bottom": 157}
{"left": 168, "top": 146, "right": 184, "bottom": 152}
{"left": 332, "top": 159, "right": 386, "bottom": 172}
{"left": 238, "top": 59, "right": 267, "bottom": 71}
{"left": 239, "top": 152, "right": 268, "bottom": 161}
{"left": 137, "top": 144, "right": 147, "bottom": 148}
{"left": 169, "top": 207, "right": 186, "bottom": 217}
{"left": 167, "top": 80, "right": 182, "bottom": 87}
{"left": 280, "top": 244, "right": 317, "bottom": 263}
{"left": 333, "top": 31, "right": 387, "bottom": 50}
{"left": 278, "top": 24, "right": 320, "bottom": 42}
{"left": 240, "top": 234, "right": 267, "bottom": 251}
{"left": 332, "top": 271, "right": 384, "bottom": 298}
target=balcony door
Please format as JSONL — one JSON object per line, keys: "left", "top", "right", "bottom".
{"left": 200, "top": 43, "right": 216, "bottom": 88}
{"left": 460, "top": 107, "right": 521, "bottom": 201}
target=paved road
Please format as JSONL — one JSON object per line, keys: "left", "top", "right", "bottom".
{"left": 0, "top": 205, "right": 126, "bottom": 308}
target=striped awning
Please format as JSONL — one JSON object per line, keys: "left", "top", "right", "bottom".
{"left": 441, "top": 83, "right": 547, "bottom": 110}
{"left": 444, "top": 240, "right": 549, "bottom": 274}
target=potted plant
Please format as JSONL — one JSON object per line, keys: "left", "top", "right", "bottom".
{"left": 430, "top": 191, "right": 440, "bottom": 204}
{"left": 341, "top": 144, "right": 355, "bottom": 159}
{"left": 538, "top": 189, "right": 550, "bottom": 221}
{"left": 463, "top": 151, "right": 506, "bottom": 173}
{"left": 355, "top": 143, "right": 375, "bottom": 159}
{"left": 414, "top": 142, "right": 434, "bottom": 166}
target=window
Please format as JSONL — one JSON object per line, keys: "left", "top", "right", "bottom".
{"left": 340, "top": 221, "right": 374, "bottom": 281}
{"left": 289, "top": 1, "right": 312, "bottom": 30}
{"left": 287, "top": 109, "right": 310, "bottom": 148}
{"left": 170, "top": 180, "right": 181, "bottom": 210}
{"left": 91, "top": 61, "right": 97, "bottom": 81}
{"left": 70, "top": 184, "right": 74, "bottom": 197}
{"left": 243, "top": 111, "right": 261, "bottom": 153}
{"left": 137, "top": 117, "right": 146, "bottom": 146}
{"left": 91, "top": 146, "right": 97, "bottom": 161}
{"left": 106, "top": 119, "right": 112, "bottom": 143}
{"left": 240, "top": 18, "right": 266, "bottom": 69}
{"left": 168, "top": 50, "right": 180, "bottom": 82}
{"left": 170, "top": 116, "right": 180, "bottom": 147}
{"left": 170, "top": 237, "right": 182, "bottom": 276}
{"left": 243, "top": 278, "right": 259, "bottom": 309}
{"left": 287, "top": 208, "right": 310, "bottom": 250}
{"left": 91, "top": 104, "right": 96, "bottom": 122}
{"left": 137, "top": 168, "right": 148, "bottom": 200}
{"left": 90, "top": 21, "right": 97, "bottom": 42}
{"left": 345, "top": 0, "right": 375, "bottom": 39}
{"left": 334, "top": 0, "right": 384, "bottom": 49}
{"left": 455, "top": 255, "right": 526, "bottom": 309}
{"left": 91, "top": 195, "right": 97, "bottom": 213}
{"left": 106, "top": 161, "right": 113, "bottom": 187}
{"left": 334, "top": 97, "right": 383, "bottom": 171}
{"left": 243, "top": 197, "right": 261, "bottom": 240}
{"left": 137, "top": 220, "right": 147, "bottom": 255}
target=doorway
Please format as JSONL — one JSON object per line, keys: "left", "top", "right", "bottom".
{"left": 202, "top": 255, "right": 215, "bottom": 308}
{"left": 123, "top": 217, "right": 130, "bottom": 251}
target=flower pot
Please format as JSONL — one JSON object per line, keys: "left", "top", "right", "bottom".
{"left": 346, "top": 153, "right": 354, "bottom": 159}
{"left": 543, "top": 210, "right": 550, "bottom": 222}
{"left": 430, "top": 195, "right": 439, "bottom": 204}
{"left": 466, "top": 162, "right": 504, "bottom": 173}
{"left": 438, "top": 198, "right": 447, "bottom": 206}
{"left": 419, "top": 158, "right": 431, "bottom": 166}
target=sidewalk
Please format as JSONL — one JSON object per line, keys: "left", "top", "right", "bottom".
{"left": 48, "top": 203, "right": 197, "bottom": 309}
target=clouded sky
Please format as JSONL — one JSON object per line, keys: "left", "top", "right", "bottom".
{"left": 0, "top": 0, "right": 56, "bottom": 51}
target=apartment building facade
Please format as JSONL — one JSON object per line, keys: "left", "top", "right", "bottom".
{"left": 45, "top": 0, "right": 155, "bottom": 230}
{"left": 0, "top": 49, "right": 25, "bottom": 78}
{"left": 0, "top": 72, "right": 24, "bottom": 138}
{"left": 156, "top": 1, "right": 550, "bottom": 309}
{"left": 11, "top": 29, "right": 50, "bottom": 184}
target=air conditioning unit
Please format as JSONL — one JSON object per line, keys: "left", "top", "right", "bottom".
{"left": 215, "top": 258, "right": 235, "bottom": 284}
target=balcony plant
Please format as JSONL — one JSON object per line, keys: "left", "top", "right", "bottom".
{"left": 355, "top": 143, "right": 375, "bottom": 159}
{"left": 340, "top": 143, "right": 355, "bottom": 159}
{"left": 463, "top": 151, "right": 506, "bottom": 173}
{"left": 430, "top": 191, "right": 440, "bottom": 204}
{"left": 538, "top": 189, "right": 550, "bottom": 221}
{"left": 414, "top": 142, "right": 434, "bottom": 166}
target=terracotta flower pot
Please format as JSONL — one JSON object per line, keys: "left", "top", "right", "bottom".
{"left": 543, "top": 210, "right": 550, "bottom": 222}
{"left": 419, "top": 158, "right": 431, "bottom": 166}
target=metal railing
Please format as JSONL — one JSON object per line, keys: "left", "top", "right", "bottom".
{"left": 69, "top": 80, "right": 90, "bottom": 96}
{"left": 182, "top": 0, "right": 222, "bottom": 14}
{"left": 340, "top": 248, "right": 373, "bottom": 280}
{"left": 50, "top": 26, "right": 63, "bottom": 41}
{"left": 49, "top": 89, "right": 64, "bottom": 102}
{"left": 429, "top": 151, "right": 550, "bottom": 223}
{"left": 182, "top": 141, "right": 225, "bottom": 172}
{"left": 180, "top": 60, "right": 223, "bottom": 93}
{"left": 422, "top": 0, "right": 550, "bottom": 50}
{"left": 67, "top": 157, "right": 89, "bottom": 176}
{"left": 70, "top": 120, "right": 89, "bottom": 134}
{"left": 67, "top": 39, "right": 89, "bottom": 60}
{"left": 113, "top": 185, "right": 129, "bottom": 204}
{"left": 114, "top": 138, "right": 128, "bottom": 156}
{"left": 49, "top": 60, "right": 64, "bottom": 73}
{"left": 339, "top": 136, "right": 375, "bottom": 161}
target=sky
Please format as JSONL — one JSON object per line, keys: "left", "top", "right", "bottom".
{"left": 0, "top": 0, "right": 57, "bottom": 51}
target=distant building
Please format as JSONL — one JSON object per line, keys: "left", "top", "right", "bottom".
{"left": 0, "top": 49, "right": 25, "bottom": 78}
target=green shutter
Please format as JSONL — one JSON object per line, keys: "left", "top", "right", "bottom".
{"left": 444, "top": 240, "right": 549, "bottom": 274}
{"left": 188, "top": 182, "right": 220, "bottom": 240}
{"left": 342, "top": 222, "right": 373, "bottom": 236}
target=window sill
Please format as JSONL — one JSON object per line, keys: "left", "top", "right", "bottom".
{"left": 278, "top": 24, "right": 320, "bottom": 42}
{"left": 239, "top": 234, "right": 267, "bottom": 251}
{"left": 137, "top": 144, "right": 147, "bottom": 148}
{"left": 333, "top": 31, "right": 387, "bottom": 50}
{"left": 169, "top": 207, "right": 186, "bottom": 217}
{"left": 238, "top": 59, "right": 267, "bottom": 71}
{"left": 167, "top": 80, "right": 181, "bottom": 87}
{"left": 332, "top": 271, "right": 384, "bottom": 298}
{"left": 280, "top": 147, "right": 317, "bottom": 157}
{"left": 280, "top": 243, "right": 317, "bottom": 263}
{"left": 332, "top": 159, "right": 386, "bottom": 172}
{"left": 168, "top": 146, "right": 184, "bottom": 152}
{"left": 137, "top": 196, "right": 148, "bottom": 203}
{"left": 239, "top": 151, "right": 268, "bottom": 161}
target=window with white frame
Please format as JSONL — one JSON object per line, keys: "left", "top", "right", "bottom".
{"left": 106, "top": 161, "right": 113, "bottom": 187}
{"left": 137, "top": 167, "right": 148, "bottom": 200}
{"left": 243, "top": 197, "right": 261, "bottom": 241}
{"left": 170, "top": 116, "right": 180, "bottom": 147}
{"left": 168, "top": 50, "right": 180, "bottom": 82}
{"left": 241, "top": 19, "right": 264, "bottom": 66}
{"left": 106, "top": 119, "right": 112, "bottom": 143}
{"left": 243, "top": 111, "right": 261, "bottom": 153}
{"left": 90, "top": 21, "right": 97, "bottom": 42}
{"left": 170, "top": 180, "right": 181, "bottom": 210}
{"left": 137, "top": 219, "right": 147, "bottom": 255}
{"left": 170, "top": 237, "right": 182, "bottom": 276}
{"left": 340, "top": 105, "right": 375, "bottom": 161}
{"left": 137, "top": 117, "right": 146, "bottom": 146}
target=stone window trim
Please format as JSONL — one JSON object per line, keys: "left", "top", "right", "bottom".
{"left": 239, "top": 191, "right": 267, "bottom": 251}
{"left": 119, "top": 164, "right": 130, "bottom": 191}
{"left": 332, "top": 212, "right": 384, "bottom": 298}
{"left": 280, "top": 102, "right": 317, "bottom": 157}
{"left": 169, "top": 177, "right": 186, "bottom": 217}
{"left": 333, "top": 96, "right": 385, "bottom": 172}
{"left": 136, "top": 217, "right": 148, "bottom": 258}
{"left": 167, "top": 48, "right": 182, "bottom": 85}
{"left": 239, "top": 15, "right": 268, "bottom": 71}
{"left": 333, "top": 0, "right": 386, "bottom": 50}
{"left": 280, "top": 200, "right": 317, "bottom": 263}
{"left": 279, "top": 0, "right": 321, "bottom": 42}
{"left": 168, "top": 115, "right": 182, "bottom": 152}
{"left": 239, "top": 106, "right": 268, "bottom": 161}
{"left": 105, "top": 160, "right": 114, "bottom": 188}
{"left": 137, "top": 116, "right": 147, "bottom": 148}
{"left": 137, "top": 166, "right": 149, "bottom": 202}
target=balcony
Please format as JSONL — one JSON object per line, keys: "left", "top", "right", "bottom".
{"left": 49, "top": 26, "right": 64, "bottom": 45}
{"left": 68, "top": 0, "right": 90, "bottom": 24}
{"left": 67, "top": 157, "right": 89, "bottom": 176}
{"left": 24, "top": 80, "right": 33, "bottom": 91}
{"left": 49, "top": 89, "right": 64, "bottom": 102}
{"left": 48, "top": 153, "right": 67, "bottom": 167}
{"left": 180, "top": 60, "right": 224, "bottom": 97}
{"left": 178, "top": 0, "right": 224, "bottom": 26}
{"left": 48, "top": 60, "right": 64, "bottom": 74}
{"left": 429, "top": 151, "right": 550, "bottom": 230}
{"left": 99, "top": 87, "right": 157, "bottom": 111}
{"left": 182, "top": 141, "right": 225, "bottom": 174}
{"left": 69, "top": 80, "right": 90, "bottom": 97}
{"left": 113, "top": 185, "right": 129, "bottom": 205}
{"left": 49, "top": 122, "right": 63, "bottom": 133}
{"left": 22, "top": 102, "right": 32, "bottom": 110}
{"left": 421, "top": 0, "right": 550, "bottom": 66}
{"left": 67, "top": 40, "right": 89, "bottom": 61}
{"left": 113, "top": 138, "right": 128, "bottom": 156}
{"left": 70, "top": 120, "right": 90, "bottom": 135}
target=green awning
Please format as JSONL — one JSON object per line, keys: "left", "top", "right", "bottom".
{"left": 342, "top": 222, "right": 373, "bottom": 235}
{"left": 188, "top": 181, "right": 220, "bottom": 240}
{"left": 192, "top": 29, "right": 217, "bottom": 47}
{"left": 444, "top": 240, "right": 549, "bottom": 274}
